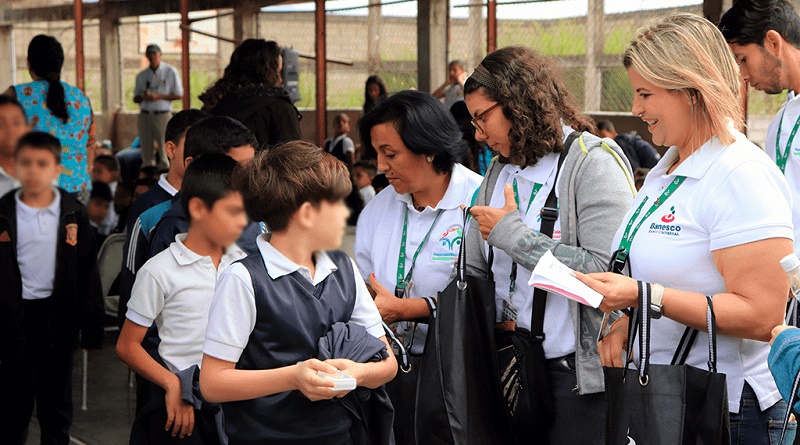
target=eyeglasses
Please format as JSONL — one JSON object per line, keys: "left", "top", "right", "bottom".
{"left": 470, "top": 103, "right": 501, "bottom": 134}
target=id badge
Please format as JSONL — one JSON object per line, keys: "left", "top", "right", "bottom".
{"left": 501, "top": 299, "right": 518, "bottom": 322}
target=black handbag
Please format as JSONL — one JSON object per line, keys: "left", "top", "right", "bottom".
{"left": 604, "top": 283, "right": 730, "bottom": 445}
{"left": 414, "top": 208, "right": 516, "bottom": 444}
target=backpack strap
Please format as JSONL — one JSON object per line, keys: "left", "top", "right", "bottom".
{"left": 530, "top": 131, "right": 580, "bottom": 341}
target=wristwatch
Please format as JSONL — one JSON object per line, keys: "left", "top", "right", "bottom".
{"left": 649, "top": 283, "right": 665, "bottom": 319}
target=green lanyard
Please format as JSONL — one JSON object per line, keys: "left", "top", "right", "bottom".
{"left": 507, "top": 179, "right": 544, "bottom": 296}
{"left": 776, "top": 108, "right": 800, "bottom": 174}
{"left": 396, "top": 207, "right": 443, "bottom": 291}
{"left": 615, "top": 175, "right": 686, "bottom": 263}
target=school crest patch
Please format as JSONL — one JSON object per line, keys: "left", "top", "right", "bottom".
{"left": 66, "top": 223, "right": 78, "bottom": 246}
{"left": 0, "top": 230, "right": 10, "bottom": 242}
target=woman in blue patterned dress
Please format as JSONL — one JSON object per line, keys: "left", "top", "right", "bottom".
{"left": 6, "top": 35, "right": 94, "bottom": 201}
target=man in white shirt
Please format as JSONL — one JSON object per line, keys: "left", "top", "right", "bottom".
{"left": 720, "top": 0, "right": 800, "bottom": 253}
{"left": 134, "top": 44, "right": 183, "bottom": 170}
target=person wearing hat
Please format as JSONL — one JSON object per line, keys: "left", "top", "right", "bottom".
{"left": 134, "top": 44, "right": 182, "bottom": 170}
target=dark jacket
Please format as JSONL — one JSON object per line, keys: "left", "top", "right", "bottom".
{"left": 210, "top": 85, "right": 302, "bottom": 149}
{"left": 0, "top": 188, "right": 104, "bottom": 360}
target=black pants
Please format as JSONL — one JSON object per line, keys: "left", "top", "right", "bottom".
{"left": 2, "top": 298, "right": 74, "bottom": 445}
{"left": 545, "top": 354, "right": 606, "bottom": 445}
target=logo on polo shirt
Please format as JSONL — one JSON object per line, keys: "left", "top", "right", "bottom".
{"left": 432, "top": 226, "right": 462, "bottom": 261}
{"left": 649, "top": 206, "right": 681, "bottom": 236}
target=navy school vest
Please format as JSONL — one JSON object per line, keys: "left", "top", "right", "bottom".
{"left": 222, "top": 250, "right": 358, "bottom": 444}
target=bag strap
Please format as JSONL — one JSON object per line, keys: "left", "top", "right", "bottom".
{"left": 668, "top": 295, "right": 719, "bottom": 369}
{"left": 670, "top": 326, "right": 699, "bottom": 366}
{"left": 780, "top": 369, "right": 800, "bottom": 444}
{"left": 383, "top": 321, "right": 412, "bottom": 373}
{"left": 529, "top": 131, "right": 580, "bottom": 341}
{"left": 705, "top": 295, "right": 718, "bottom": 372}
{"left": 636, "top": 280, "right": 651, "bottom": 385}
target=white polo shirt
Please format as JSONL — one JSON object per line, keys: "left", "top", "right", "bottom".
{"left": 488, "top": 151, "right": 576, "bottom": 359}
{"left": 16, "top": 188, "right": 59, "bottom": 300}
{"left": 766, "top": 91, "right": 800, "bottom": 254}
{"left": 325, "top": 134, "right": 355, "bottom": 155}
{"left": 203, "top": 236, "right": 384, "bottom": 363}
{"left": 127, "top": 234, "right": 246, "bottom": 373}
{"left": 354, "top": 163, "right": 482, "bottom": 354}
{"left": 613, "top": 128, "right": 793, "bottom": 412}
{"left": 134, "top": 62, "right": 183, "bottom": 113}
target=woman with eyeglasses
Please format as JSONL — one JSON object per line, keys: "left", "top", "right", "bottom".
{"left": 354, "top": 89, "right": 482, "bottom": 445}
{"left": 463, "top": 46, "right": 635, "bottom": 444}
{"left": 575, "top": 14, "right": 795, "bottom": 443}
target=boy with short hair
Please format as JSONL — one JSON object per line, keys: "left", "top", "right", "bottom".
{"left": 324, "top": 113, "right": 356, "bottom": 169}
{"left": 200, "top": 141, "right": 397, "bottom": 443}
{"left": 147, "top": 116, "right": 258, "bottom": 259}
{"left": 117, "top": 153, "right": 247, "bottom": 444}
{"left": 0, "top": 96, "right": 32, "bottom": 197}
{"left": 352, "top": 160, "right": 377, "bottom": 206}
{"left": 87, "top": 181, "right": 114, "bottom": 245}
{"left": 0, "top": 131, "right": 104, "bottom": 444}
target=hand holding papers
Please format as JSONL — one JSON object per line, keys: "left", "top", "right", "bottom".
{"left": 528, "top": 250, "right": 604, "bottom": 308}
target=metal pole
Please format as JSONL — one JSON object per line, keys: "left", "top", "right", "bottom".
{"left": 487, "top": 0, "right": 497, "bottom": 53}
{"left": 315, "top": 0, "right": 327, "bottom": 147}
{"left": 74, "top": 0, "right": 85, "bottom": 91}
{"left": 180, "top": 0, "right": 190, "bottom": 110}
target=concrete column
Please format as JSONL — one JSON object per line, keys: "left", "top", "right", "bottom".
{"left": 584, "top": 0, "right": 603, "bottom": 112}
{"left": 467, "top": 0, "right": 483, "bottom": 70}
{"left": 99, "top": 16, "right": 122, "bottom": 112}
{"left": 417, "top": 0, "right": 448, "bottom": 93}
{"left": 234, "top": 2, "right": 260, "bottom": 41}
{"left": 218, "top": 12, "right": 235, "bottom": 76}
{"left": 367, "top": 0, "right": 382, "bottom": 74}
{"left": 0, "top": 26, "right": 15, "bottom": 89}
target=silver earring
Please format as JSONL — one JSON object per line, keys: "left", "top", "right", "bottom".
{"left": 426, "top": 156, "right": 433, "bottom": 163}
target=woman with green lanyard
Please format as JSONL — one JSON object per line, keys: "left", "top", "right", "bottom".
{"left": 463, "top": 45, "right": 635, "bottom": 445}
{"left": 354, "top": 90, "right": 482, "bottom": 445}
{"left": 575, "top": 14, "right": 796, "bottom": 444}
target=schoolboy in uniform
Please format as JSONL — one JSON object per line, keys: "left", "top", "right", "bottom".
{"left": 119, "top": 114, "right": 254, "bottom": 328}
{"left": 0, "top": 131, "right": 104, "bottom": 445}
{"left": 199, "top": 141, "right": 397, "bottom": 444}
{"left": 324, "top": 113, "right": 356, "bottom": 169}
{"left": 147, "top": 116, "right": 259, "bottom": 259}
{"left": 0, "top": 96, "right": 31, "bottom": 197}
{"left": 117, "top": 154, "right": 247, "bottom": 444}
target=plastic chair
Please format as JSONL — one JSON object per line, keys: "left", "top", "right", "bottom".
{"left": 81, "top": 232, "right": 126, "bottom": 411}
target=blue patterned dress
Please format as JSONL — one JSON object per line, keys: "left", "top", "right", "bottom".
{"left": 14, "top": 80, "right": 93, "bottom": 195}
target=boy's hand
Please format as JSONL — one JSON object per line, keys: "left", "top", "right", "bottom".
{"left": 771, "top": 324, "right": 797, "bottom": 345}
{"left": 164, "top": 380, "right": 194, "bottom": 438}
{"left": 324, "top": 358, "right": 361, "bottom": 398}
{"left": 294, "top": 359, "right": 345, "bottom": 401}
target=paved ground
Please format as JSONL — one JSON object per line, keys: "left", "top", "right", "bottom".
{"left": 23, "top": 230, "right": 358, "bottom": 444}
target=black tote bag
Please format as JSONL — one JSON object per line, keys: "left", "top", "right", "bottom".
{"left": 605, "top": 283, "right": 730, "bottom": 445}
{"left": 415, "top": 208, "right": 516, "bottom": 445}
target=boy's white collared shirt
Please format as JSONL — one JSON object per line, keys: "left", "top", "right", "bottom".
{"left": 16, "top": 188, "right": 60, "bottom": 300}
{"left": 203, "top": 235, "right": 384, "bottom": 364}
{"left": 127, "top": 233, "right": 246, "bottom": 373}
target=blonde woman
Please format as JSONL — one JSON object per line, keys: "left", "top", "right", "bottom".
{"left": 576, "top": 13, "right": 796, "bottom": 443}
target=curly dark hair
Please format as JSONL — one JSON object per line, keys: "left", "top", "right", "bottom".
{"left": 199, "top": 39, "right": 282, "bottom": 109}
{"left": 464, "top": 46, "right": 595, "bottom": 167}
